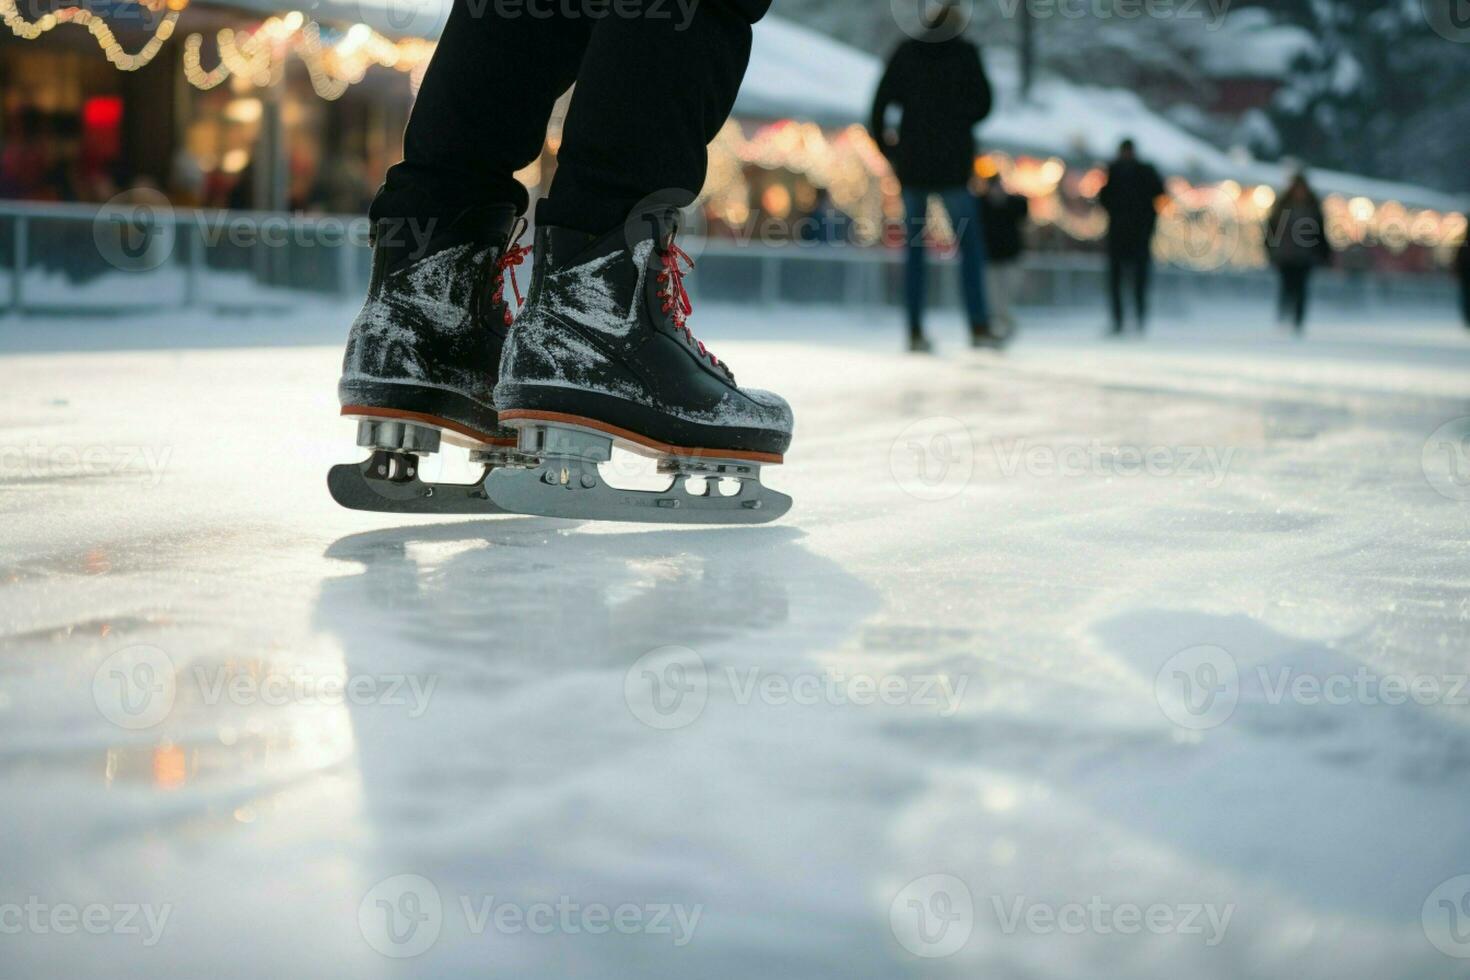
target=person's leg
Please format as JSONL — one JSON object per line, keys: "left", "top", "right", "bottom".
{"left": 538, "top": 0, "right": 770, "bottom": 235}
{"left": 1134, "top": 247, "right": 1152, "bottom": 331}
{"left": 1276, "top": 267, "right": 1291, "bottom": 323}
{"left": 487, "top": 1, "right": 793, "bottom": 521}
{"left": 902, "top": 187, "right": 931, "bottom": 343}
{"left": 1294, "top": 266, "right": 1310, "bottom": 330}
{"left": 372, "top": 0, "right": 596, "bottom": 223}
{"left": 1462, "top": 275, "right": 1470, "bottom": 328}
{"left": 1107, "top": 248, "right": 1125, "bottom": 332}
{"left": 1278, "top": 266, "right": 1298, "bottom": 329}
{"left": 942, "top": 187, "right": 991, "bottom": 335}
{"left": 986, "top": 262, "right": 1011, "bottom": 333}
{"left": 1004, "top": 264, "right": 1024, "bottom": 332}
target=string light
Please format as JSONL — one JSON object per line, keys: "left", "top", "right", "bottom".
{"left": 1, "top": 0, "right": 180, "bottom": 70}
{"left": 175, "top": 16, "right": 435, "bottom": 100}
{"left": 3, "top": 0, "right": 433, "bottom": 100}
{"left": 183, "top": 32, "right": 228, "bottom": 90}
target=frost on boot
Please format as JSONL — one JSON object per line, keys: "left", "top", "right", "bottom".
{"left": 330, "top": 205, "right": 540, "bottom": 516}
{"left": 339, "top": 204, "right": 528, "bottom": 444}
{"left": 485, "top": 211, "right": 793, "bottom": 525}
{"left": 496, "top": 215, "right": 793, "bottom": 459}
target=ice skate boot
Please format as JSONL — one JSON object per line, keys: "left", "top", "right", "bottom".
{"left": 329, "top": 205, "right": 536, "bottom": 514}
{"left": 485, "top": 211, "right": 793, "bottom": 524}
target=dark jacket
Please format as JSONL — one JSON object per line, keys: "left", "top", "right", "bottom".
{"left": 979, "top": 190, "right": 1028, "bottom": 263}
{"left": 1266, "top": 193, "right": 1332, "bottom": 268}
{"left": 1457, "top": 238, "right": 1470, "bottom": 282}
{"left": 1098, "top": 158, "right": 1166, "bottom": 252}
{"left": 869, "top": 36, "right": 992, "bottom": 190}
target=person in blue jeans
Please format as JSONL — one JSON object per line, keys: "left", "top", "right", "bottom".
{"left": 899, "top": 188, "right": 991, "bottom": 351}
{"left": 870, "top": 2, "right": 997, "bottom": 351}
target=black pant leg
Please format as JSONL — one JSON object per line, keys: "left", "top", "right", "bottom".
{"left": 1107, "top": 251, "right": 1125, "bottom": 331}
{"left": 1279, "top": 265, "right": 1308, "bottom": 330}
{"left": 721, "top": 0, "right": 772, "bottom": 18}
{"left": 371, "top": 0, "right": 595, "bottom": 223}
{"left": 539, "top": 0, "right": 768, "bottom": 235}
{"left": 1134, "top": 249, "right": 1152, "bottom": 329}
{"left": 1294, "top": 266, "right": 1311, "bottom": 328}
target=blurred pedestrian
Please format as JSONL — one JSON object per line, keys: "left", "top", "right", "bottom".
{"left": 1457, "top": 236, "right": 1469, "bottom": 329}
{"left": 1098, "top": 138, "right": 1166, "bottom": 336}
{"left": 1265, "top": 172, "right": 1332, "bottom": 335}
{"left": 308, "top": 156, "right": 374, "bottom": 215}
{"left": 979, "top": 176, "right": 1028, "bottom": 338}
{"left": 869, "top": 1, "right": 995, "bottom": 352}
{"left": 0, "top": 107, "right": 47, "bottom": 200}
{"left": 169, "top": 145, "right": 205, "bottom": 208}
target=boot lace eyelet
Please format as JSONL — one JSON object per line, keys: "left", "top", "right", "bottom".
{"left": 656, "top": 236, "right": 728, "bottom": 377}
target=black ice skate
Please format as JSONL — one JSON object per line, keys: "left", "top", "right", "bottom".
{"left": 329, "top": 205, "right": 536, "bottom": 514}
{"left": 484, "top": 212, "right": 794, "bottom": 524}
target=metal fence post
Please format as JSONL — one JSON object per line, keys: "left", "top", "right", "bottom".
{"left": 13, "top": 213, "right": 27, "bottom": 314}
{"left": 761, "top": 254, "right": 780, "bottom": 305}
{"left": 182, "top": 219, "right": 199, "bottom": 309}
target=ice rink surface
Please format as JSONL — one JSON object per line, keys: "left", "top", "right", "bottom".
{"left": 2, "top": 303, "right": 1469, "bottom": 978}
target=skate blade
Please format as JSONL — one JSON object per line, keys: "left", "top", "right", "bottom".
{"left": 329, "top": 416, "right": 521, "bottom": 516}
{"left": 483, "top": 418, "right": 791, "bottom": 526}
{"left": 328, "top": 452, "right": 508, "bottom": 515}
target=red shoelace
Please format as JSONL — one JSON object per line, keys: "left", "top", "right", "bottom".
{"left": 491, "top": 218, "right": 533, "bottom": 326}
{"left": 656, "top": 239, "right": 721, "bottom": 368}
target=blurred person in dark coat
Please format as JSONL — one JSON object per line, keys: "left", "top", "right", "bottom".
{"left": 1098, "top": 138, "right": 1166, "bottom": 336}
{"left": 1265, "top": 172, "right": 1333, "bottom": 335}
{"left": 979, "top": 176, "right": 1029, "bottom": 337}
{"left": 870, "top": 1, "right": 996, "bottom": 351}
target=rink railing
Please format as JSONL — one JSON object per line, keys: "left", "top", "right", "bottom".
{"left": 0, "top": 200, "right": 1459, "bottom": 318}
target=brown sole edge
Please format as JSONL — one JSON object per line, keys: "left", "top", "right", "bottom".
{"left": 496, "top": 409, "right": 785, "bottom": 465}
{"left": 340, "top": 405, "right": 518, "bottom": 450}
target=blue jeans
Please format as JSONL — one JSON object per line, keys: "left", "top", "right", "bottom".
{"left": 902, "top": 187, "right": 989, "bottom": 336}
